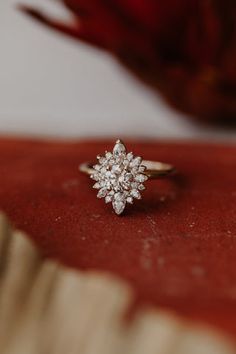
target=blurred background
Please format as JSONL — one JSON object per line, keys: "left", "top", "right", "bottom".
{"left": 0, "top": 0, "right": 235, "bottom": 141}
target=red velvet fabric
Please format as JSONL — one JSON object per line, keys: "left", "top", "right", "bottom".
{"left": 0, "top": 137, "right": 236, "bottom": 336}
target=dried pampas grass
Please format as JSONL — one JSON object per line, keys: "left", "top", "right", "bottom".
{"left": 0, "top": 213, "right": 235, "bottom": 354}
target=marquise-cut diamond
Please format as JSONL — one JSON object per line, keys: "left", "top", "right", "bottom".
{"left": 91, "top": 140, "right": 148, "bottom": 215}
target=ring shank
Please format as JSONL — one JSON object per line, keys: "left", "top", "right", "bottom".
{"left": 79, "top": 160, "right": 175, "bottom": 179}
{"left": 142, "top": 160, "right": 175, "bottom": 178}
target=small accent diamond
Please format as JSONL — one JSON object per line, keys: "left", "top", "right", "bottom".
{"left": 130, "top": 189, "right": 141, "bottom": 199}
{"left": 91, "top": 140, "right": 148, "bottom": 215}
{"left": 97, "top": 188, "right": 107, "bottom": 198}
{"left": 105, "top": 195, "right": 113, "bottom": 203}
{"left": 127, "top": 196, "right": 133, "bottom": 204}
{"left": 93, "top": 182, "right": 101, "bottom": 189}
{"left": 135, "top": 174, "right": 148, "bottom": 183}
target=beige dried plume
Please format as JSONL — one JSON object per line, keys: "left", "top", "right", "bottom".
{"left": 0, "top": 213, "right": 235, "bottom": 354}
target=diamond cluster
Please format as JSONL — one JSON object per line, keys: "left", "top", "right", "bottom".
{"left": 91, "top": 140, "right": 148, "bottom": 215}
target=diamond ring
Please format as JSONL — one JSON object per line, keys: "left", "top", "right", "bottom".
{"left": 79, "top": 140, "right": 175, "bottom": 215}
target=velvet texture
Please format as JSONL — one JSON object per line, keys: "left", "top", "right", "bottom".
{"left": 21, "top": 1, "right": 236, "bottom": 123}
{"left": 0, "top": 137, "right": 236, "bottom": 336}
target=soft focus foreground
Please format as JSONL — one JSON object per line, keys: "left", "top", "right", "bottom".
{"left": 0, "top": 213, "right": 235, "bottom": 354}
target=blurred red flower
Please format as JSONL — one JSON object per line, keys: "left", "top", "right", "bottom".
{"left": 20, "top": 0, "right": 236, "bottom": 123}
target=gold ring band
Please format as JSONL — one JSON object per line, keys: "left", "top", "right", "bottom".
{"left": 80, "top": 160, "right": 175, "bottom": 179}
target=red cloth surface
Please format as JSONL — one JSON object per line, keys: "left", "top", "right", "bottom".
{"left": 0, "top": 137, "right": 236, "bottom": 336}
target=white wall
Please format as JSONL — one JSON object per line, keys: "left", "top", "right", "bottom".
{"left": 0, "top": 0, "right": 235, "bottom": 141}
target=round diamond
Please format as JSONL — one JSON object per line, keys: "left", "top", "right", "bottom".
{"left": 126, "top": 152, "right": 133, "bottom": 161}
{"left": 97, "top": 188, "right": 107, "bottom": 198}
{"left": 112, "top": 165, "right": 122, "bottom": 174}
{"left": 131, "top": 189, "right": 141, "bottom": 199}
{"left": 105, "top": 152, "right": 113, "bottom": 159}
{"left": 130, "top": 156, "right": 141, "bottom": 167}
{"left": 105, "top": 195, "right": 113, "bottom": 203}
{"left": 139, "top": 165, "right": 146, "bottom": 173}
{"left": 127, "top": 197, "right": 133, "bottom": 204}
{"left": 93, "top": 182, "right": 101, "bottom": 189}
{"left": 135, "top": 174, "right": 148, "bottom": 183}
{"left": 114, "top": 192, "right": 125, "bottom": 201}
{"left": 98, "top": 156, "right": 106, "bottom": 164}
